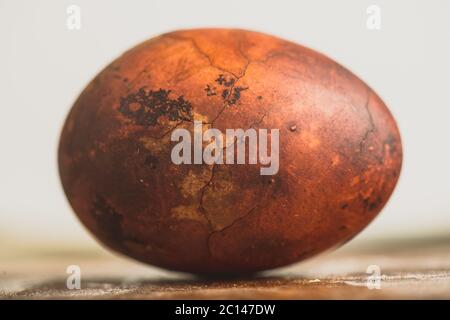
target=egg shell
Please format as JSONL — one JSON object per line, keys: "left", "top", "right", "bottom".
{"left": 58, "top": 29, "right": 402, "bottom": 274}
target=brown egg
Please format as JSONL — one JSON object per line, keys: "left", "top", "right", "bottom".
{"left": 58, "top": 29, "right": 402, "bottom": 274}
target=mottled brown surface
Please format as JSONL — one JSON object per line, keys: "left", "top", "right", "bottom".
{"left": 58, "top": 29, "right": 402, "bottom": 274}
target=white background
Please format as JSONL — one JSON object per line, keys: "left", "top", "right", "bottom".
{"left": 1, "top": 0, "right": 449, "bottom": 248}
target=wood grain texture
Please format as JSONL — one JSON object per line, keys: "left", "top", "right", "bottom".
{"left": 1, "top": 237, "right": 449, "bottom": 299}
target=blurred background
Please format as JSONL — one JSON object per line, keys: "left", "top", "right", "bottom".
{"left": 1, "top": 0, "right": 449, "bottom": 257}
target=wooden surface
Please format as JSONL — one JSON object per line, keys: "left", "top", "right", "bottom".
{"left": 1, "top": 236, "right": 450, "bottom": 299}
